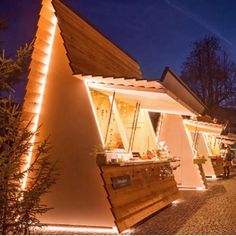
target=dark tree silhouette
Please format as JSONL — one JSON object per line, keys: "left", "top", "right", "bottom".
{"left": 0, "top": 17, "right": 58, "bottom": 234}
{"left": 181, "top": 35, "right": 236, "bottom": 111}
{"left": 0, "top": 98, "right": 58, "bottom": 234}
{"left": 0, "top": 16, "right": 33, "bottom": 98}
{"left": 0, "top": 43, "right": 33, "bottom": 97}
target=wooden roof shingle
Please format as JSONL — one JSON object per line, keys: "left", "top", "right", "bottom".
{"left": 52, "top": 0, "right": 142, "bottom": 79}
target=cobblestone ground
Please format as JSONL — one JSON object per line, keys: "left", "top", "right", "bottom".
{"left": 34, "top": 169, "right": 236, "bottom": 235}
{"left": 132, "top": 169, "right": 236, "bottom": 235}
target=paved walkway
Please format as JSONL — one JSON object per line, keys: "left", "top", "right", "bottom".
{"left": 131, "top": 170, "right": 236, "bottom": 235}
{"left": 34, "top": 169, "right": 236, "bottom": 235}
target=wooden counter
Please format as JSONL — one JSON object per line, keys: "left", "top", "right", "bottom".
{"left": 210, "top": 156, "right": 224, "bottom": 176}
{"left": 99, "top": 161, "right": 180, "bottom": 232}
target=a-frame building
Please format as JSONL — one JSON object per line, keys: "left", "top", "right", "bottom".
{"left": 22, "top": 0, "right": 207, "bottom": 233}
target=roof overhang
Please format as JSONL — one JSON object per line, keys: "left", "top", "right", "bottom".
{"left": 217, "top": 135, "right": 236, "bottom": 145}
{"left": 160, "top": 67, "right": 207, "bottom": 115}
{"left": 183, "top": 119, "right": 223, "bottom": 135}
{"left": 75, "top": 75, "right": 201, "bottom": 116}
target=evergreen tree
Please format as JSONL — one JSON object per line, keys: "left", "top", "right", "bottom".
{"left": 0, "top": 98, "right": 58, "bottom": 234}
{"left": 0, "top": 43, "right": 33, "bottom": 97}
{"left": 0, "top": 17, "right": 58, "bottom": 234}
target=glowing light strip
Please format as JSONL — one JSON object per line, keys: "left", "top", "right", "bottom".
{"left": 183, "top": 120, "right": 195, "bottom": 157}
{"left": 32, "top": 225, "right": 118, "bottom": 234}
{"left": 156, "top": 113, "right": 163, "bottom": 143}
{"left": 142, "top": 109, "right": 157, "bottom": 149}
{"left": 183, "top": 119, "right": 223, "bottom": 128}
{"left": 183, "top": 119, "right": 223, "bottom": 134}
{"left": 182, "top": 119, "right": 206, "bottom": 187}
{"left": 172, "top": 199, "right": 184, "bottom": 205}
{"left": 142, "top": 108, "right": 194, "bottom": 116}
{"left": 84, "top": 80, "right": 105, "bottom": 147}
{"left": 178, "top": 186, "right": 206, "bottom": 191}
{"left": 21, "top": 14, "right": 57, "bottom": 190}
{"left": 203, "top": 134, "right": 213, "bottom": 156}
{"left": 207, "top": 175, "right": 217, "bottom": 179}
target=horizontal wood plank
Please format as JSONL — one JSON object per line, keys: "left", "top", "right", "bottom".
{"left": 100, "top": 162, "right": 179, "bottom": 232}
{"left": 52, "top": 0, "right": 142, "bottom": 79}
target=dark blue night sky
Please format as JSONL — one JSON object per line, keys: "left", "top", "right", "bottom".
{"left": 1, "top": 0, "right": 236, "bottom": 101}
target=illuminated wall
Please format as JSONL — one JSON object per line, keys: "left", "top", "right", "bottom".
{"left": 159, "top": 114, "right": 205, "bottom": 188}
{"left": 190, "top": 132, "right": 215, "bottom": 176}
{"left": 22, "top": 0, "right": 114, "bottom": 228}
{"left": 21, "top": 0, "right": 57, "bottom": 189}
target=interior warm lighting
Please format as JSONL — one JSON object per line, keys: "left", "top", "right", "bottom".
{"left": 142, "top": 108, "right": 194, "bottom": 116}
{"left": 84, "top": 80, "right": 105, "bottom": 147}
{"left": 183, "top": 122, "right": 207, "bottom": 187}
{"left": 86, "top": 82, "right": 196, "bottom": 117}
{"left": 183, "top": 119, "right": 223, "bottom": 134}
{"left": 142, "top": 109, "right": 157, "bottom": 144}
{"left": 21, "top": 15, "right": 57, "bottom": 190}
{"left": 32, "top": 225, "right": 118, "bottom": 234}
{"left": 108, "top": 96, "right": 129, "bottom": 151}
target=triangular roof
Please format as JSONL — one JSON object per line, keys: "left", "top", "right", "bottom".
{"left": 52, "top": 0, "right": 142, "bottom": 79}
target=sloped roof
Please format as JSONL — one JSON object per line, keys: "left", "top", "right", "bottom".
{"left": 77, "top": 74, "right": 201, "bottom": 116}
{"left": 160, "top": 67, "right": 207, "bottom": 115}
{"left": 52, "top": 0, "right": 142, "bottom": 79}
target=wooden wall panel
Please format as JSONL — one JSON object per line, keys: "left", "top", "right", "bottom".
{"left": 100, "top": 162, "right": 180, "bottom": 232}
{"left": 210, "top": 158, "right": 224, "bottom": 176}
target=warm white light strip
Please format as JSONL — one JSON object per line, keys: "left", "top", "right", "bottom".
{"left": 156, "top": 113, "right": 163, "bottom": 143}
{"left": 183, "top": 120, "right": 195, "bottom": 157}
{"left": 84, "top": 80, "right": 105, "bottom": 147}
{"left": 196, "top": 186, "right": 207, "bottom": 191}
{"left": 21, "top": 15, "right": 57, "bottom": 190}
{"left": 182, "top": 119, "right": 206, "bottom": 188}
{"left": 142, "top": 109, "right": 157, "bottom": 149}
{"left": 183, "top": 119, "right": 223, "bottom": 134}
{"left": 172, "top": 199, "right": 184, "bottom": 205}
{"left": 203, "top": 134, "right": 213, "bottom": 156}
{"left": 207, "top": 175, "right": 217, "bottom": 179}
{"left": 179, "top": 186, "right": 206, "bottom": 191}
{"left": 33, "top": 225, "right": 118, "bottom": 234}
{"left": 142, "top": 108, "right": 193, "bottom": 116}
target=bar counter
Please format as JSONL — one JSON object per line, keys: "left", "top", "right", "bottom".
{"left": 99, "top": 160, "right": 180, "bottom": 232}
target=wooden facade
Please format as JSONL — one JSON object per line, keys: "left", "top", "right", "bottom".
{"left": 184, "top": 119, "right": 225, "bottom": 177}
{"left": 100, "top": 162, "right": 179, "bottom": 232}
{"left": 210, "top": 157, "right": 224, "bottom": 176}
{"left": 52, "top": 0, "right": 142, "bottom": 79}
{"left": 22, "top": 0, "right": 211, "bottom": 233}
